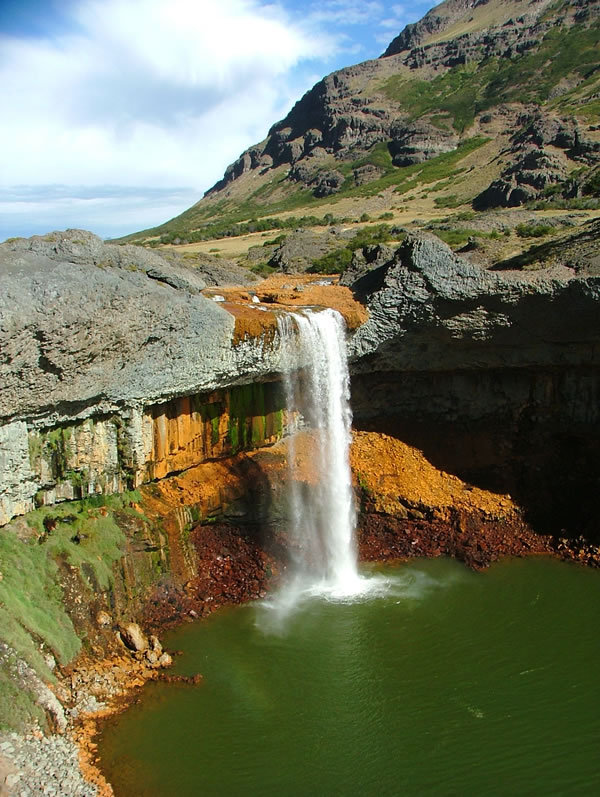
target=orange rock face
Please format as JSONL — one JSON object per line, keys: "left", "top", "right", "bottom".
{"left": 143, "top": 384, "right": 285, "bottom": 482}
{"left": 350, "top": 430, "right": 519, "bottom": 522}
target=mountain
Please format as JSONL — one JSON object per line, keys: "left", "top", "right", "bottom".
{"left": 119, "top": 0, "right": 600, "bottom": 254}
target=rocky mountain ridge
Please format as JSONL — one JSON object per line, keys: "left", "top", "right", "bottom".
{"left": 120, "top": 0, "right": 600, "bottom": 248}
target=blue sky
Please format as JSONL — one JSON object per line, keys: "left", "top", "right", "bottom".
{"left": 0, "top": 0, "right": 436, "bottom": 240}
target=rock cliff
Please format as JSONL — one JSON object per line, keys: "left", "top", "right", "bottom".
{"left": 0, "top": 230, "right": 290, "bottom": 525}
{"left": 2, "top": 227, "right": 599, "bottom": 533}
{"left": 343, "top": 232, "right": 600, "bottom": 536}
{"left": 346, "top": 232, "right": 600, "bottom": 372}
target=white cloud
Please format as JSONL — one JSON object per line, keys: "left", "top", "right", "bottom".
{"left": 0, "top": 0, "right": 339, "bottom": 193}
{"left": 378, "top": 0, "right": 434, "bottom": 35}
{"left": 379, "top": 17, "right": 404, "bottom": 28}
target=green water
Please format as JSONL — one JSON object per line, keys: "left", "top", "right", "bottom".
{"left": 99, "top": 557, "right": 600, "bottom": 796}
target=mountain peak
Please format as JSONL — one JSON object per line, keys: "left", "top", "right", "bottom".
{"left": 382, "top": 0, "right": 558, "bottom": 57}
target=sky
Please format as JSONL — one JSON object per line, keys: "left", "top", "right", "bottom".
{"left": 0, "top": 0, "right": 436, "bottom": 240}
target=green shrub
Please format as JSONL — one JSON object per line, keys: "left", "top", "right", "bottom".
{"left": 582, "top": 169, "right": 600, "bottom": 197}
{"left": 515, "top": 223, "right": 554, "bottom": 238}
{"left": 434, "top": 194, "right": 464, "bottom": 208}
{"left": 250, "top": 262, "right": 277, "bottom": 276}
{"left": 0, "top": 494, "right": 139, "bottom": 678}
{"left": 307, "top": 224, "right": 397, "bottom": 273}
{"left": 527, "top": 197, "right": 600, "bottom": 210}
{"left": 307, "top": 247, "right": 353, "bottom": 274}
{"left": 262, "top": 234, "right": 287, "bottom": 247}
{"left": 429, "top": 227, "right": 502, "bottom": 248}
{"left": 348, "top": 224, "right": 393, "bottom": 250}
{"left": 452, "top": 210, "right": 476, "bottom": 222}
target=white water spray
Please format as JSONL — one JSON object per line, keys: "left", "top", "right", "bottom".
{"left": 276, "top": 308, "right": 365, "bottom": 604}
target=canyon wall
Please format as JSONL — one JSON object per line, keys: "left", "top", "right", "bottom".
{"left": 2, "top": 229, "right": 599, "bottom": 531}
{"left": 345, "top": 234, "right": 600, "bottom": 535}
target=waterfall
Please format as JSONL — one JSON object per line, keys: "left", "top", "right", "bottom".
{"left": 276, "top": 308, "right": 365, "bottom": 603}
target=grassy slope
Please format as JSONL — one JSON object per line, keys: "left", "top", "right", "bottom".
{"left": 0, "top": 492, "right": 154, "bottom": 731}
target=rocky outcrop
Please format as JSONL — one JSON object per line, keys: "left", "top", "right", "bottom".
{"left": 492, "top": 217, "right": 600, "bottom": 273}
{"left": 344, "top": 234, "right": 600, "bottom": 536}
{"left": 266, "top": 228, "right": 352, "bottom": 273}
{"left": 289, "top": 162, "right": 346, "bottom": 196}
{"left": 347, "top": 233, "right": 600, "bottom": 372}
{"left": 207, "top": 65, "right": 393, "bottom": 197}
{"left": 389, "top": 120, "right": 459, "bottom": 166}
{"left": 382, "top": 0, "right": 510, "bottom": 56}
{"left": 159, "top": 247, "right": 258, "bottom": 287}
{"left": 474, "top": 112, "right": 600, "bottom": 209}
{"left": 0, "top": 230, "right": 281, "bottom": 426}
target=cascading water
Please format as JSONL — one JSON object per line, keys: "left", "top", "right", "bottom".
{"left": 275, "top": 308, "right": 365, "bottom": 605}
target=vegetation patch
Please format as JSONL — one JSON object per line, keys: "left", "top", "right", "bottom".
{"left": 434, "top": 194, "right": 465, "bottom": 209}
{"left": 0, "top": 493, "right": 139, "bottom": 686}
{"left": 307, "top": 224, "right": 400, "bottom": 274}
{"left": 381, "top": 21, "right": 600, "bottom": 129}
{"left": 382, "top": 63, "right": 485, "bottom": 132}
{"left": 334, "top": 137, "right": 490, "bottom": 203}
{"left": 0, "top": 654, "right": 46, "bottom": 733}
{"left": 428, "top": 228, "right": 501, "bottom": 248}
{"left": 308, "top": 248, "right": 353, "bottom": 274}
{"left": 343, "top": 141, "right": 395, "bottom": 176}
{"left": 582, "top": 168, "right": 600, "bottom": 197}
{"left": 151, "top": 210, "right": 350, "bottom": 247}
{"left": 250, "top": 262, "right": 278, "bottom": 277}
{"left": 515, "top": 223, "right": 555, "bottom": 238}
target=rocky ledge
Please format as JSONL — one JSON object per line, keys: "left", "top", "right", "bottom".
{"left": 342, "top": 231, "right": 600, "bottom": 539}
{"left": 0, "top": 230, "right": 310, "bottom": 526}
{"left": 345, "top": 231, "right": 600, "bottom": 372}
{"left": 0, "top": 229, "right": 277, "bottom": 426}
